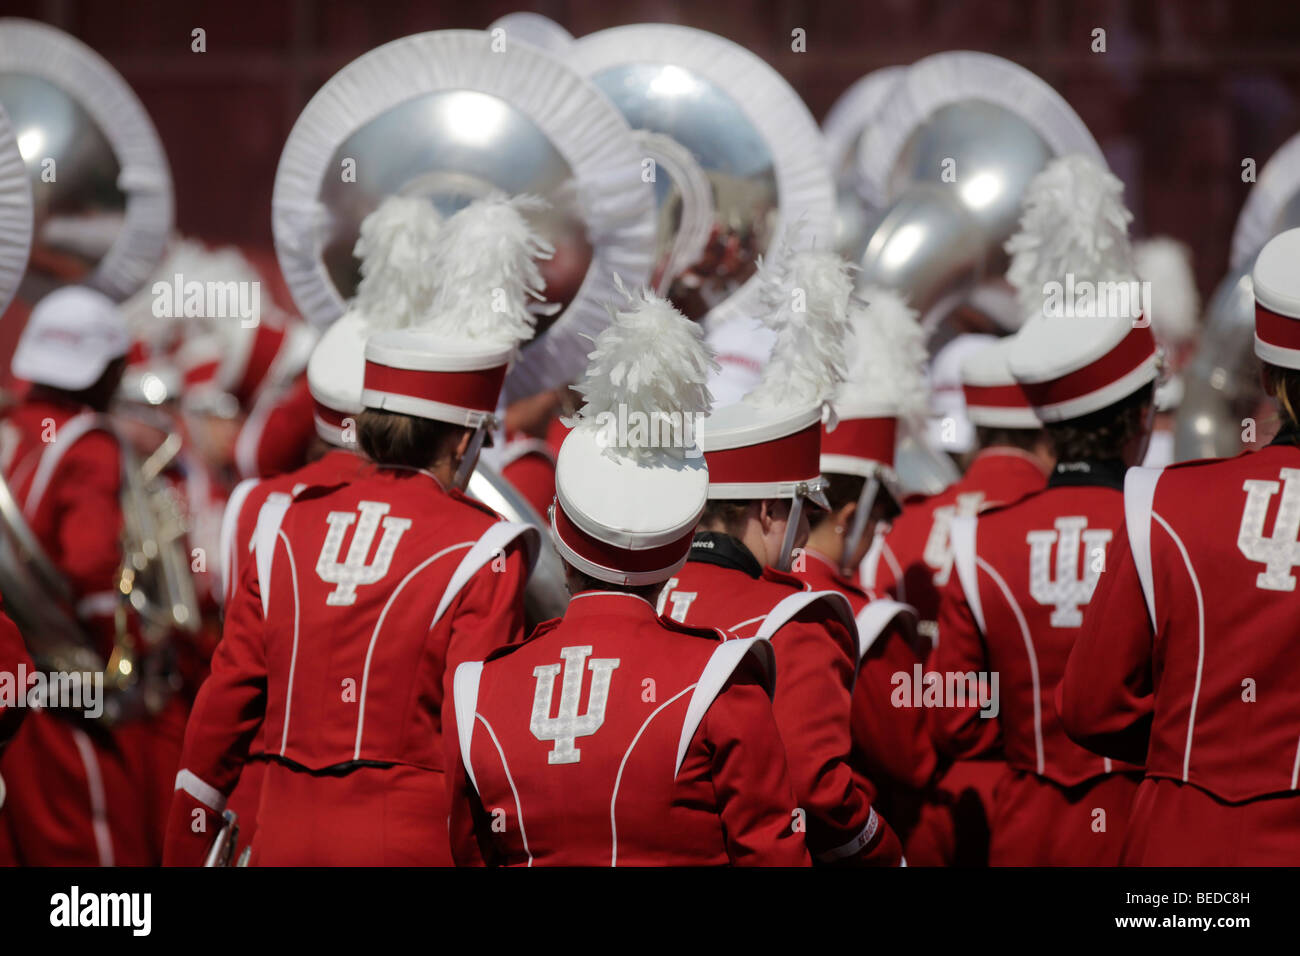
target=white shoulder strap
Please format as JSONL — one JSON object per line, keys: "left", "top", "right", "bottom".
{"left": 253, "top": 492, "right": 293, "bottom": 615}
{"left": 219, "top": 477, "right": 261, "bottom": 605}
{"left": 453, "top": 660, "right": 485, "bottom": 795}
{"left": 756, "top": 589, "right": 856, "bottom": 641}
{"left": 430, "top": 521, "right": 541, "bottom": 630}
{"left": 23, "top": 412, "right": 113, "bottom": 519}
{"left": 854, "top": 598, "right": 918, "bottom": 662}
{"left": 1124, "top": 465, "right": 1163, "bottom": 631}
{"left": 949, "top": 513, "right": 985, "bottom": 638}
{"left": 675, "top": 636, "right": 775, "bottom": 776}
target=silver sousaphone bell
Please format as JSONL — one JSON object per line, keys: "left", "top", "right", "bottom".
{"left": 1175, "top": 130, "right": 1300, "bottom": 460}
{"left": 0, "top": 18, "right": 172, "bottom": 306}
{"left": 272, "top": 29, "right": 660, "bottom": 622}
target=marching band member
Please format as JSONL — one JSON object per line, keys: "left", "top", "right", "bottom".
{"left": 1061, "top": 227, "right": 1300, "bottom": 864}
{"left": 215, "top": 196, "right": 441, "bottom": 858}
{"left": 931, "top": 156, "right": 1151, "bottom": 865}
{"left": 0, "top": 287, "right": 170, "bottom": 865}
{"left": 446, "top": 282, "right": 808, "bottom": 866}
{"left": 163, "top": 195, "right": 545, "bottom": 865}
{"left": 789, "top": 287, "right": 940, "bottom": 854}
{"left": 662, "top": 244, "right": 903, "bottom": 866}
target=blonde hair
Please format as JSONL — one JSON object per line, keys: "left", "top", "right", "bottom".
{"left": 1264, "top": 363, "right": 1300, "bottom": 429}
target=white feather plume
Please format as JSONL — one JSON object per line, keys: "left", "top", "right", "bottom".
{"left": 838, "top": 285, "right": 930, "bottom": 431}
{"left": 419, "top": 194, "right": 553, "bottom": 349}
{"left": 744, "top": 241, "right": 854, "bottom": 410}
{"left": 351, "top": 195, "right": 443, "bottom": 330}
{"left": 1005, "top": 154, "right": 1136, "bottom": 324}
{"left": 1133, "top": 237, "right": 1200, "bottom": 346}
{"left": 569, "top": 276, "right": 718, "bottom": 462}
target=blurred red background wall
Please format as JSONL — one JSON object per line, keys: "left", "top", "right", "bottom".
{"left": 6, "top": 0, "right": 1300, "bottom": 302}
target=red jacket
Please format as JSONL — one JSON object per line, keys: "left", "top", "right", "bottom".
{"left": 791, "top": 550, "right": 936, "bottom": 796}
{"left": 933, "top": 462, "right": 1142, "bottom": 787}
{"left": 0, "top": 398, "right": 124, "bottom": 644}
{"left": 1063, "top": 438, "right": 1300, "bottom": 802}
{"left": 445, "top": 590, "right": 810, "bottom": 866}
{"left": 865, "top": 448, "right": 1047, "bottom": 635}
{"left": 0, "top": 607, "right": 30, "bottom": 752}
{"left": 663, "top": 535, "right": 902, "bottom": 865}
{"left": 164, "top": 467, "right": 535, "bottom": 865}
{"left": 220, "top": 448, "right": 370, "bottom": 607}
{"left": 234, "top": 374, "right": 317, "bottom": 480}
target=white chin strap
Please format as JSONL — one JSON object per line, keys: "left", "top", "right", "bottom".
{"left": 451, "top": 422, "right": 491, "bottom": 492}
{"left": 841, "top": 475, "right": 880, "bottom": 578}
{"left": 775, "top": 495, "right": 805, "bottom": 572}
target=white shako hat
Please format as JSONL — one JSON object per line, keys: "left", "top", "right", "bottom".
{"left": 308, "top": 196, "right": 443, "bottom": 446}
{"left": 12, "top": 286, "right": 130, "bottom": 391}
{"left": 550, "top": 280, "right": 717, "bottom": 586}
{"left": 700, "top": 239, "right": 853, "bottom": 513}
{"left": 1005, "top": 155, "right": 1158, "bottom": 422}
{"left": 361, "top": 194, "right": 551, "bottom": 436}
{"left": 1251, "top": 227, "right": 1300, "bottom": 371}
{"left": 961, "top": 336, "right": 1039, "bottom": 429}
{"left": 821, "top": 285, "right": 927, "bottom": 512}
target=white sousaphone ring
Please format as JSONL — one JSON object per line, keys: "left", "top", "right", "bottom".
{"left": 271, "top": 28, "right": 657, "bottom": 403}
{"left": 567, "top": 23, "right": 835, "bottom": 329}
{"left": 0, "top": 17, "right": 172, "bottom": 301}
{"left": 0, "top": 100, "right": 33, "bottom": 318}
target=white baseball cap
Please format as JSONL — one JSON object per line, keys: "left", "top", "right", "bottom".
{"left": 11, "top": 286, "right": 130, "bottom": 391}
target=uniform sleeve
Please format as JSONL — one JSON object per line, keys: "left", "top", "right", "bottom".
{"left": 0, "top": 608, "right": 31, "bottom": 751}
{"left": 770, "top": 612, "right": 900, "bottom": 866}
{"left": 929, "top": 570, "right": 1002, "bottom": 760}
{"left": 236, "top": 377, "right": 316, "bottom": 480}
{"left": 51, "top": 432, "right": 123, "bottom": 602}
{"left": 163, "top": 557, "right": 269, "bottom": 866}
{"left": 442, "top": 533, "right": 529, "bottom": 677}
{"left": 1059, "top": 522, "right": 1154, "bottom": 765}
{"left": 697, "top": 652, "right": 810, "bottom": 866}
{"left": 852, "top": 626, "right": 939, "bottom": 791}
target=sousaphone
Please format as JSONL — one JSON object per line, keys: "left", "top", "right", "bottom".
{"left": 271, "top": 29, "right": 659, "bottom": 621}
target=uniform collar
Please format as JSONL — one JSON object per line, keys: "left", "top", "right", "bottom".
{"left": 375, "top": 463, "right": 448, "bottom": 493}
{"left": 564, "top": 590, "right": 659, "bottom": 623}
{"left": 1047, "top": 458, "right": 1127, "bottom": 490}
{"left": 966, "top": 446, "right": 1049, "bottom": 483}
{"left": 801, "top": 548, "right": 868, "bottom": 599}
{"left": 688, "top": 531, "right": 763, "bottom": 579}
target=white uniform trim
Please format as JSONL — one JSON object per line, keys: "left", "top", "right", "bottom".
{"left": 22, "top": 412, "right": 111, "bottom": 520}
{"left": 453, "top": 661, "right": 484, "bottom": 796}
{"left": 253, "top": 493, "right": 293, "bottom": 616}
{"left": 174, "top": 768, "right": 227, "bottom": 813}
{"left": 861, "top": 529, "right": 885, "bottom": 588}
{"left": 816, "top": 806, "right": 879, "bottom": 862}
{"left": 276, "top": 530, "right": 303, "bottom": 756}
{"left": 854, "top": 599, "right": 917, "bottom": 662}
{"left": 353, "top": 542, "right": 474, "bottom": 759}
{"left": 476, "top": 712, "right": 534, "bottom": 866}
{"left": 1151, "top": 512, "right": 1205, "bottom": 783}
{"left": 234, "top": 385, "right": 280, "bottom": 480}
{"left": 219, "top": 476, "right": 261, "bottom": 604}
{"left": 674, "top": 637, "right": 776, "bottom": 776}
{"left": 429, "top": 522, "right": 540, "bottom": 630}
{"left": 72, "top": 728, "right": 114, "bottom": 867}
{"left": 75, "top": 591, "right": 120, "bottom": 619}
{"left": 612, "top": 684, "right": 696, "bottom": 866}
{"left": 977, "top": 556, "right": 1046, "bottom": 775}
{"left": 1124, "top": 466, "right": 1163, "bottom": 630}
{"left": 755, "top": 590, "right": 856, "bottom": 641}
{"left": 950, "top": 514, "right": 985, "bottom": 636}
{"left": 498, "top": 436, "right": 556, "bottom": 469}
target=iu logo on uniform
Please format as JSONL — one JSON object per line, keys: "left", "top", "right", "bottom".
{"left": 924, "top": 492, "right": 986, "bottom": 586}
{"left": 1238, "top": 467, "right": 1300, "bottom": 592}
{"left": 530, "top": 646, "right": 621, "bottom": 765}
{"left": 315, "top": 500, "right": 413, "bottom": 606}
{"left": 1026, "top": 516, "right": 1113, "bottom": 627}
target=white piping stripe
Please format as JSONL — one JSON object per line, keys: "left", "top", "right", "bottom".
{"left": 976, "top": 557, "right": 1045, "bottom": 775}
{"left": 1153, "top": 512, "right": 1205, "bottom": 783}
{"left": 729, "top": 614, "right": 767, "bottom": 633}
{"left": 277, "top": 530, "right": 302, "bottom": 756}
{"left": 174, "top": 769, "right": 227, "bottom": 812}
{"left": 71, "top": 728, "right": 113, "bottom": 867}
{"left": 882, "top": 540, "right": 905, "bottom": 602}
{"left": 611, "top": 685, "right": 695, "bottom": 866}
{"left": 24, "top": 412, "right": 105, "bottom": 520}
{"left": 476, "top": 713, "right": 532, "bottom": 867}
{"left": 1292, "top": 736, "right": 1300, "bottom": 791}
{"left": 354, "top": 542, "right": 473, "bottom": 759}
